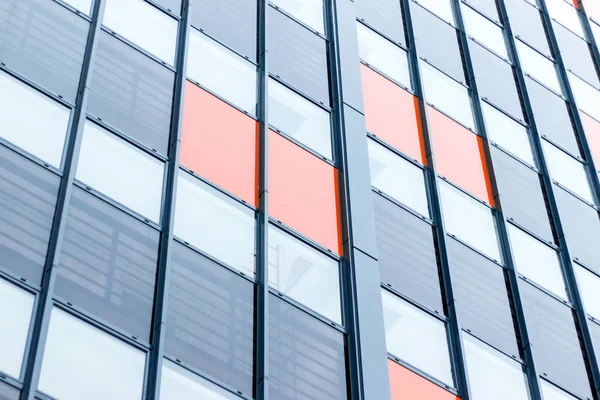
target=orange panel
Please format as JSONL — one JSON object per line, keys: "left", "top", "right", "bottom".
{"left": 269, "top": 130, "right": 342, "bottom": 254}
{"left": 181, "top": 81, "right": 258, "bottom": 205}
{"left": 581, "top": 112, "right": 600, "bottom": 168}
{"left": 584, "top": 0, "right": 600, "bottom": 20}
{"left": 361, "top": 64, "right": 425, "bottom": 164}
{"left": 389, "top": 360, "right": 459, "bottom": 400}
{"left": 428, "top": 107, "right": 494, "bottom": 206}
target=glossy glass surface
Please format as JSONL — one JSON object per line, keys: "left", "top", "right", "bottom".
{"left": 463, "top": 0, "right": 500, "bottom": 21}
{"left": 415, "top": 0, "right": 455, "bottom": 25}
{"left": 575, "top": 264, "right": 600, "bottom": 320}
{"left": 581, "top": 112, "right": 600, "bottom": 167}
{"left": 546, "top": 0, "right": 585, "bottom": 37}
{"left": 271, "top": 0, "right": 324, "bottom": 34}
{"left": 160, "top": 360, "right": 239, "bottom": 400}
{"left": 553, "top": 22, "right": 599, "bottom": 89}
{"left": 356, "top": 0, "right": 406, "bottom": 46}
{"left": 62, "top": 0, "right": 92, "bottom": 14}
{"left": 174, "top": 171, "right": 256, "bottom": 276}
{"left": 0, "top": 279, "right": 33, "bottom": 379}
{"left": 482, "top": 103, "right": 534, "bottom": 166}
{"left": 382, "top": 290, "right": 454, "bottom": 386}
{"left": 541, "top": 380, "right": 579, "bottom": 400}
{"left": 388, "top": 360, "right": 458, "bottom": 400}
{"left": 268, "top": 224, "right": 341, "bottom": 323}
{"left": 543, "top": 140, "right": 594, "bottom": 204}
{"left": 516, "top": 40, "right": 562, "bottom": 95}
{"left": 38, "top": 308, "right": 146, "bottom": 400}
{"left": 462, "top": 5, "right": 508, "bottom": 59}
{"left": 504, "top": 0, "right": 551, "bottom": 56}
{"left": 187, "top": 29, "right": 257, "bottom": 115}
{"left": 569, "top": 72, "right": 600, "bottom": 122}
{"left": 368, "top": 139, "right": 429, "bottom": 217}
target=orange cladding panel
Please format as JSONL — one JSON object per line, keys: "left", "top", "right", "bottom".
{"left": 389, "top": 360, "right": 459, "bottom": 400}
{"left": 180, "top": 81, "right": 258, "bottom": 206}
{"left": 361, "top": 64, "right": 425, "bottom": 163}
{"left": 269, "top": 130, "right": 342, "bottom": 255}
{"left": 581, "top": 112, "right": 600, "bottom": 168}
{"left": 428, "top": 107, "right": 494, "bottom": 206}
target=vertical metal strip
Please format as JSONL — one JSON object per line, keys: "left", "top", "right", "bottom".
{"left": 20, "top": 1, "right": 106, "bottom": 398}
{"left": 145, "top": 0, "right": 191, "bottom": 398}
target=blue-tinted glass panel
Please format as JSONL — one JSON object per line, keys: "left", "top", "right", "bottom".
{"left": 0, "top": 382, "right": 19, "bottom": 400}
{"left": 464, "top": 0, "right": 499, "bottom": 21}
{"left": 356, "top": 0, "right": 406, "bottom": 47}
{"left": 503, "top": 0, "right": 551, "bottom": 56}
{"left": 553, "top": 21, "right": 600, "bottom": 89}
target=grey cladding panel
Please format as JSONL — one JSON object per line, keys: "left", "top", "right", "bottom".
{"left": 373, "top": 193, "right": 444, "bottom": 314}
{"left": 0, "top": 382, "right": 19, "bottom": 400}
{"left": 356, "top": 0, "right": 406, "bottom": 47}
{"left": 0, "top": 145, "right": 59, "bottom": 284}
{"left": 166, "top": 242, "right": 255, "bottom": 396}
{"left": 504, "top": 0, "right": 551, "bottom": 56}
{"left": 0, "top": 0, "right": 88, "bottom": 103}
{"left": 56, "top": 187, "right": 159, "bottom": 342}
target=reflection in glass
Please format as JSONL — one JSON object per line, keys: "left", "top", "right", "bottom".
{"left": 541, "top": 380, "right": 579, "bottom": 400}
{"left": 416, "top": 0, "right": 455, "bottom": 25}
{"left": 482, "top": 103, "right": 534, "bottom": 166}
{"left": 569, "top": 72, "right": 600, "bottom": 123}
{"left": 575, "top": 265, "right": 600, "bottom": 321}
{"left": 160, "top": 360, "right": 238, "bottom": 400}
{"left": 545, "top": 0, "right": 584, "bottom": 37}
{"left": 270, "top": 0, "right": 325, "bottom": 34}
{"left": 0, "top": 279, "right": 33, "bottom": 379}
{"left": 543, "top": 140, "right": 594, "bottom": 204}
{"left": 516, "top": 40, "right": 562, "bottom": 95}
{"left": 462, "top": 5, "right": 508, "bottom": 60}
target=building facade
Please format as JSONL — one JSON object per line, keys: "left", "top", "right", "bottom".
{"left": 1, "top": 0, "right": 600, "bottom": 399}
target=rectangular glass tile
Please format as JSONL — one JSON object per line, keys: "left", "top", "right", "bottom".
{"left": 546, "top": 0, "right": 585, "bottom": 37}
{"left": 463, "top": 0, "right": 500, "bottom": 21}
{"left": 356, "top": 0, "right": 406, "bottom": 46}
{"left": 271, "top": 0, "right": 325, "bottom": 35}
{"left": 160, "top": 359, "right": 240, "bottom": 400}
{"left": 575, "top": 264, "right": 600, "bottom": 321}
{"left": 504, "top": 0, "right": 551, "bottom": 56}
{"left": 462, "top": 4, "right": 508, "bottom": 60}
{"left": 543, "top": 140, "right": 594, "bottom": 204}
{"left": 415, "top": 0, "right": 455, "bottom": 25}
{"left": 553, "top": 21, "right": 599, "bottom": 89}
{"left": 569, "top": 71, "right": 600, "bottom": 122}
{"left": 516, "top": 40, "right": 562, "bottom": 95}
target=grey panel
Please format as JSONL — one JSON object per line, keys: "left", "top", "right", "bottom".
{"left": 270, "top": 294, "right": 348, "bottom": 400}
{"left": 166, "top": 242, "right": 254, "bottom": 397}
{"left": 373, "top": 193, "right": 444, "bottom": 314}
{"left": 491, "top": 147, "right": 554, "bottom": 243}
{"left": 554, "top": 185, "right": 600, "bottom": 274}
{"left": 0, "top": 145, "right": 59, "bottom": 284}
{"left": 336, "top": 2, "right": 365, "bottom": 112}
{"left": 525, "top": 76, "right": 580, "bottom": 156}
{"left": 411, "top": 1, "right": 466, "bottom": 84}
{"left": 0, "top": 383, "right": 19, "bottom": 400}
{"left": 589, "top": 320, "right": 600, "bottom": 370}
{"left": 189, "top": 0, "right": 257, "bottom": 60}
{"left": 268, "top": 6, "right": 330, "bottom": 106}
{"left": 470, "top": 41, "right": 524, "bottom": 120}
{"left": 464, "top": 0, "right": 499, "bottom": 21}
{"left": 356, "top": 0, "right": 406, "bottom": 47}
{"left": 521, "top": 281, "right": 593, "bottom": 399}
{"left": 447, "top": 238, "right": 520, "bottom": 357}
{"left": 88, "top": 31, "right": 174, "bottom": 155}
{"left": 504, "top": 0, "right": 551, "bottom": 56}
{"left": 0, "top": 0, "right": 88, "bottom": 103}
{"left": 553, "top": 22, "right": 600, "bottom": 89}
{"left": 154, "top": 0, "right": 181, "bottom": 14}
{"left": 56, "top": 187, "right": 159, "bottom": 342}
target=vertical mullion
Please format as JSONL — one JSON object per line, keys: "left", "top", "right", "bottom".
{"left": 20, "top": 1, "right": 106, "bottom": 399}
{"left": 145, "top": 0, "right": 191, "bottom": 398}
{"left": 401, "top": 1, "right": 472, "bottom": 398}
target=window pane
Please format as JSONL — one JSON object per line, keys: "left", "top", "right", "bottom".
{"left": 516, "top": 40, "right": 562, "bottom": 95}
{"left": 463, "top": 334, "right": 530, "bottom": 400}
{"left": 62, "top": 0, "right": 93, "bottom": 14}
{"left": 0, "top": 72, "right": 70, "bottom": 168}
{"left": 388, "top": 360, "right": 457, "bottom": 400}
{"left": 582, "top": 112, "right": 600, "bottom": 168}
{"left": 482, "top": 103, "right": 535, "bottom": 166}
{"left": 0, "top": 278, "right": 33, "bottom": 379}
{"left": 56, "top": 187, "right": 160, "bottom": 342}
{"left": 541, "top": 380, "right": 579, "bottom": 400}
{"left": 421, "top": 62, "right": 476, "bottom": 131}
{"left": 181, "top": 82, "right": 258, "bottom": 205}
{"left": 160, "top": 360, "right": 239, "bottom": 400}
{"left": 462, "top": 5, "right": 508, "bottom": 60}
{"left": 356, "top": 0, "right": 406, "bottom": 46}
{"left": 368, "top": 139, "right": 429, "bottom": 217}
{"left": 546, "top": 0, "right": 585, "bottom": 37}
{"left": 268, "top": 224, "right": 341, "bottom": 323}
{"left": 507, "top": 224, "right": 567, "bottom": 300}
{"left": 166, "top": 242, "right": 254, "bottom": 396}
{"left": 269, "top": 78, "right": 332, "bottom": 159}
{"left": 543, "top": 140, "right": 594, "bottom": 204}
{"left": 373, "top": 193, "right": 444, "bottom": 314}
{"left": 382, "top": 290, "right": 454, "bottom": 386}
{"left": 38, "top": 308, "right": 145, "bottom": 400}
{"left": 575, "top": 264, "right": 600, "bottom": 320}
{"left": 415, "top": 0, "right": 455, "bottom": 25}
{"left": 504, "top": 0, "right": 550, "bottom": 56}
{"left": 156, "top": 0, "right": 181, "bottom": 14}
{"left": 569, "top": 71, "right": 600, "bottom": 122}
{"left": 174, "top": 171, "right": 255, "bottom": 276}
{"left": 0, "top": 382, "right": 19, "bottom": 400}
{"left": 439, "top": 180, "right": 501, "bottom": 262}
{"left": 271, "top": 0, "right": 324, "bottom": 34}
{"left": 357, "top": 23, "right": 411, "bottom": 89}
{"left": 553, "top": 22, "right": 599, "bottom": 89}
{"left": 187, "top": 29, "right": 257, "bottom": 115}
{"left": 592, "top": 20, "right": 600, "bottom": 45}
{"left": 464, "top": 0, "right": 500, "bottom": 20}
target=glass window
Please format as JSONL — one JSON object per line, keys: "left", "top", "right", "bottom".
{"left": 382, "top": 290, "right": 454, "bottom": 386}
{"left": 373, "top": 193, "right": 444, "bottom": 314}
{"left": 268, "top": 224, "right": 341, "bottom": 323}
{"left": 187, "top": 29, "right": 257, "bottom": 115}
{"left": 38, "top": 308, "right": 145, "bottom": 400}
{"left": 541, "top": 380, "right": 579, "bottom": 400}
{"left": 156, "top": 0, "right": 181, "bottom": 14}
{"left": 361, "top": 64, "right": 424, "bottom": 162}
{"left": 586, "top": 0, "right": 600, "bottom": 22}
{"left": 269, "top": 130, "right": 341, "bottom": 254}
{"left": 464, "top": 0, "right": 500, "bottom": 20}
{"left": 482, "top": 103, "right": 535, "bottom": 166}
{"left": 543, "top": 140, "right": 594, "bottom": 204}
{"left": 0, "top": 72, "right": 70, "bottom": 168}
{"left": 357, "top": 22, "right": 411, "bottom": 89}
{"left": 439, "top": 180, "right": 501, "bottom": 262}
{"left": 553, "top": 22, "right": 600, "bottom": 89}
{"left": 507, "top": 224, "right": 567, "bottom": 300}
{"left": 368, "top": 139, "right": 429, "bottom": 217}
{"left": 463, "top": 334, "right": 530, "bottom": 400}
{"left": 575, "top": 264, "right": 600, "bottom": 320}
{"left": 546, "top": 0, "right": 585, "bottom": 37}
{"left": 581, "top": 112, "right": 600, "bottom": 168}
{"left": 421, "top": 62, "right": 476, "bottom": 131}
{"left": 63, "top": 0, "right": 92, "bottom": 14}
{"left": 592, "top": 20, "right": 600, "bottom": 45}
{"left": 504, "top": 0, "right": 551, "bottom": 56}
{"left": 269, "top": 78, "right": 332, "bottom": 159}
{"left": 270, "top": 0, "right": 324, "bottom": 34}
{"left": 569, "top": 71, "right": 600, "bottom": 122}
{"left": 516, "top": 40, "right": 562, "bottom": 95}
{"left": 388, "top": 360, "right": 457, "bottom": 400}
{"left": 0, "top": 279, "right": 33, "bottom": 379}
{"left": 160, "top": 360, "right": 239, "bottom": 400}
{"left": 76, "top": 121, "right": 165, "bottom": 222}
{"left": 0, "top": 382, "right": 19, "bottom": 400}
{"left": 103, "top": 0, "right": 177, "bottom": 64}
{"left": 462, "top": 5, "right": 508, "bottom": 60}
{"left": 415, "top": 0, "right": 455, "bottom": 25}
{"left": 356, "top": 0, "right": 406, "bottom": 47}
{"left": 174, "top": 171, "right": 255, "bottom": 276}
{"left": 181, "top": 82, "right": 258, "bottom": 205}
